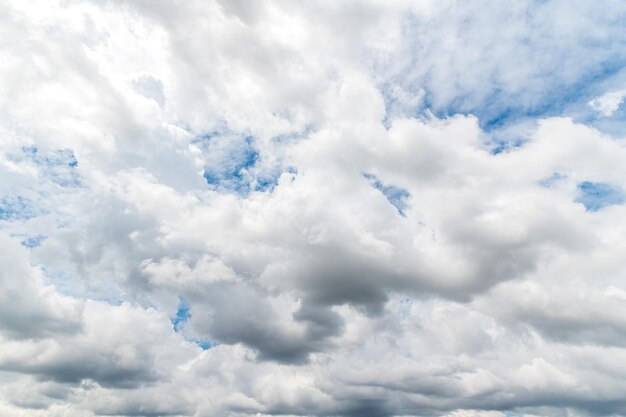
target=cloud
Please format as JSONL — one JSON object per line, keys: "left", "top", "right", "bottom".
{"left": 3, "top": 1, "right": 626, "bottom": 417}
{"left": 588, "top": 89, "right": 626, "bottom": 117}
{"left": 0, "top": 233, "right": 82, "bottom": 340}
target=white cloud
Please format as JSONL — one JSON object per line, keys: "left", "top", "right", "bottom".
{"left": 588, "top": 89, "right": 626, "bottom": 117}
{"left": 2, "top": 1, "right": 626, "bottom": 416}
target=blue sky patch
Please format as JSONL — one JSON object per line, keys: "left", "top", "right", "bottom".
{"left": 577, "top": 181, "right": 625, "bottom": 212}
{"left": 380, "top": 10, "right": 626, "bottom": 136}
{"left": 170, "top": 297, "right": 212, "bottom": 350}
{"left": 195, "top": 340, "right": 212, "bottom": 350}
{"left": 363, "top": 173, "right": 410, "bottom": 216}
{"left": 21, "top": 234, "right": 47, "bottom": 248}
{"left": 253, "top": 174, "right": 279, "bottom": 192}
{"left": 251, "top": 167, "right": 297, "bottom": 193}
{"left": 11, "top": 146, "right": 81, "bottom": 188}
{"left": 0, "top": 195, "right": 41, "bottom": 221}
{"left": 171, "top": 297, "right": 191, "bottom": 332}
{"left": 195, "top": 134, "right": 260, "bottom": 193}
{"left": 539, "top": 172, "right": 566, "bottom": 188}
{"left": 194, "top": 131, "right": 297, "bottom": 194}
{"left": 490, "top": 138, "right": 527, "bottom": 155}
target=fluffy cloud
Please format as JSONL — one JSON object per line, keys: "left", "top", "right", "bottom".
{"left": 588, "top": 89, "right": 626, "bottom": 117}
{"left": 2, "top": 1, "right": 626, "bottom": 416}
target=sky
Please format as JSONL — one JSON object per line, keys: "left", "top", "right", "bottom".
{"left": 2, "top": 1, "right": 626, "bottom": 416}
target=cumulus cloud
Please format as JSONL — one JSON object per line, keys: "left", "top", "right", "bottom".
{"left": 3, "top": 0, "right": 626, "bottom": 416}
{"left": 588, "top": 89, "right": 626, "bottom": 117}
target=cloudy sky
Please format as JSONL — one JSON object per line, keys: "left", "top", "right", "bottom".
{"left": 2, "top": 1, "right": 626, "bottom": 416}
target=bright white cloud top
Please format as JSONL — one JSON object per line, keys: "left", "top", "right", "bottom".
{"left": 2, "top": 1, "right": 626, "bottom": 416}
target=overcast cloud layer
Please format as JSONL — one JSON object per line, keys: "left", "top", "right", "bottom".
{"left": 3, "top": 1, "right": 626, "bottom": 416}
